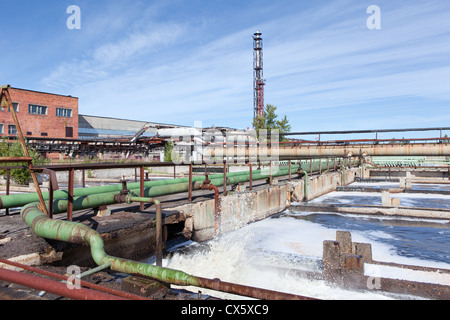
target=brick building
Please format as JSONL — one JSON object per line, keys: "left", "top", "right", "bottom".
{"left": 0, "top": 87, "right": 79, "bottom": 139}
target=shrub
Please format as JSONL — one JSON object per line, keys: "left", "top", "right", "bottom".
{"left": 0, "top": 139, "right": 49, "bottom": 185}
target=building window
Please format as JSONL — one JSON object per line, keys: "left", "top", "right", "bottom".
{"left": 28, "top": 104, "right": 48, "bottom": 115}
{"left": 8, "top": 125, "right": 17, "bottom": 135}
{"left": 41, "top": 132, "right": 48, "bottom": 137}
{"left": 9, "top": 103, "right": 19, "bottom": 113}
{"left": 0, "top": 124, "right": 3, "bottom": 134}
{"left": 0, "top": 103, "right": 18, "bottom": 112}
{"left": 56, "top": 108, "right": 73, "bottom": 118}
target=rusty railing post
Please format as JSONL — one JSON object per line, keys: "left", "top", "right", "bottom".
{"left": 155, "top": 202, "right": 162, "bottom": 267}
{"left": 289, "top": 161, "right": 292, "bottom": 181}
{"left": 140, "top": 165, "right": 145, "bottom": 211}
{"left": 67, "top": 168, "right": 74, "bottom": 221}
{"left": 43, "top": 169, "right": 59, "bottom": 220}
{"left": 48, "top": 177, "right": 54, "bottom": 219}
{"left": 82, "top": 169, "right": 86, "bottom": 188}
{"left": 6, "top": 169, "right": 10, "bottom": 216}
{"left": 188, "top": 164, "right": 193, "bottom": 202}
{"left": 249, "top": 162, "right": 253, "bottom": 190}
{"left": 223, "top": 163, "right": 227, "bottom": 196}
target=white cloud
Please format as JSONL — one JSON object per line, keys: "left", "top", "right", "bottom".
{"left": 42, "top": 21, "right": 188, "bottom": 88}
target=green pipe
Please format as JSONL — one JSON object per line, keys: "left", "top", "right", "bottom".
{"left": 45, "top": 161, "right": 341, "bottom": 215}
{"left": 45, "top": 166, "right": 300, "bottom": 214}
{"left": 21, "top": 204, "right": 199, "bottom": 286}
{"left": 49, "top": 192, "right": 120, "bottom": 215}
{"left": 2, "top": 161, "right": 340, "bottom": 210}
{"left": 0, "top": 166, "right": 296, "bottom": 209}
{"left": 304, "top": 171, "right": 308, "bottom": 201}
{"left": 20, "top": 203, "right": 312, "bottom": 300}
{"left": 138, "top": 165, "right": 301, "bottom": 198}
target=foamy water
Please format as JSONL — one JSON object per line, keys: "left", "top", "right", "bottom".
{"left": 161, "top": 183, "right": 450, "bottom": 300}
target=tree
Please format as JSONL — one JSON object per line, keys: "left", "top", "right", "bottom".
{"left": 253, "top": 104, "right": 291, "bottom": 141}
{"left": 0, "top": 139, "right": 48, "bottom": 185}
{"left": 163, "top": 141, "right": 174, "bottom": 162}
{"left": 163, "top": 141, "right": 182, "bottom": 162}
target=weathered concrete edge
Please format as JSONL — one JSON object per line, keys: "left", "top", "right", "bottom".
{"left": 173, "top": 168, "right": 361, "bottom": 242}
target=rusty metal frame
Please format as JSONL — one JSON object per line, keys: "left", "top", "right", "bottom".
{"left": 42, "top": 169, "right": 59, "bottom": 219}
{"left": 0, "top": 85, "right": 48, "bottom": 216}
{"left": 0, "top": 258, "right": 148, "bottom": 300}
{"left": 0, "top": 267, "right": 129, "bottom": 300}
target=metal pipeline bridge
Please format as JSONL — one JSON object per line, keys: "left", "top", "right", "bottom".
{"left": 202, "top": 128, "right": 450, "bottom": 162}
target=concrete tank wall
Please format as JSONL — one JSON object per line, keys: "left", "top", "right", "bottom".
{"left": 172, "top": 168, "right": 361, "bottom": 242}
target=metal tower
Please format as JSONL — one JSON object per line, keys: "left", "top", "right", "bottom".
{"left": 253, "top": 31, "right": 266, "bottom": 123}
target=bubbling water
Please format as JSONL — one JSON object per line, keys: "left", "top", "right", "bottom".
{"left": 163, "top": 216, "right": 422, "bottom": 300}
{"left": 162, "top": 182, "right": 450, "bottom": 300}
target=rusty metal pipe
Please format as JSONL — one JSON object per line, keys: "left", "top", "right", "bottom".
{"left": 206, "top": 143, "right": 450, "bottom": 159}
{"left": 201, "top": 181, "right": 220, "bottom": 236}
{"left": 0, "top": 258, "right": 148, "bottom": 300}
{"left": 195, "top": 277, "right": 315, "bottom": 300}
{"left": 0, "top": 157, "right": 33, "bottom": 163}
{"left": 0, "top": 267, "right": 128, "bottom": 300}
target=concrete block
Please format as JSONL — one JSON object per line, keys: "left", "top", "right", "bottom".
{"left": 323, "top": 241, "right": 340, "bottom": 269}
{"left": 391, "top": 198, "right": 401, "bottom": 208}
{"left": 382, "top": 191, "right": 391, "bottom": 207}
{"left": 336, "top": 231, "right": 352, "bottom": 254}
{"left": 339, "top": 254, "right": 365, "bottom": 289}
{"left": 405, "top": 180, "right": 412, "bottom": 190}
{"left": 340, "top": 254, "right": 364, "bottom": 273}
{"left": 323, "top": 241, "right": 341, "bottom": 283}
{"left": 352, "top": 242, "right": 373, "bottom": 263}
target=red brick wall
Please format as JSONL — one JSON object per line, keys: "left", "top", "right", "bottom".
{"left": 0, "top": 87, "right": 79, "bottom": 139}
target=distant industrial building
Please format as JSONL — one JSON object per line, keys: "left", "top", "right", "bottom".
{"left": 1, "top": 86, "right": 249, "bottom": 161}
{"left": 0, "top": 86, "right": 184, "bottom": 142}
{"left": 78, "top": 115, "right": 185, "bottom": 140}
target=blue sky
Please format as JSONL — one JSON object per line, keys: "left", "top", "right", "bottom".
{"left": 1, "top": 0, "right": 450, "bottom": 139}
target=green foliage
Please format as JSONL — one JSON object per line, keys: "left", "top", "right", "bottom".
{"left": 164, "top": 141, "right": 174, "bottom": 162}
{"left": 164, "top": 141, "right": 182, "bottom": 163}
{"left": 0, "top": 139, "right": 48, "bottom": 185}
{"left": 252, "top": 104, "right": 291, "bottom": 141}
